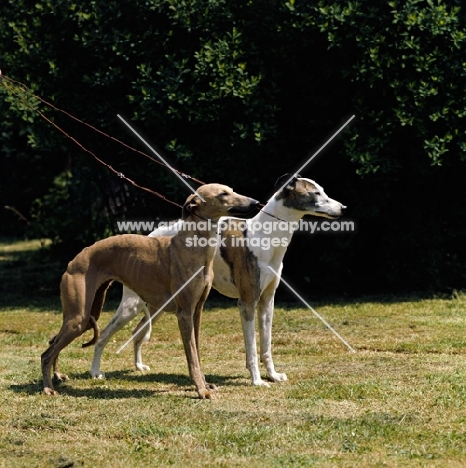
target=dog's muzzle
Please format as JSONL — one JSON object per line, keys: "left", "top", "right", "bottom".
{"left": 315, "top": 204, "right": 347, "bottom": 219}
{"left": 228, "top": 199, "right": 261, "bottom": 215}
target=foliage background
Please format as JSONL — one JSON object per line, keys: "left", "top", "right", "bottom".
{"left": 1, "top": 0, "right": 465, "bottom": 297}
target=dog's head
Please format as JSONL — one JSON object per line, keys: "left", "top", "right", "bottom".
{"left": 274, "top": 173, "right": 346, "bottom": 219}
{"left": 182, "top": 183, "right": 260, "bottom": 221}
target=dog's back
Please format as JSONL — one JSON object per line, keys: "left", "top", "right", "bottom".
{"left": 64, "top": 234, "right": 176, "bottom": 305}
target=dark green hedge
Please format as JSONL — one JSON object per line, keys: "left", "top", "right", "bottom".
{"left": 1, "top": 0, "right": 465, "bottom": 295}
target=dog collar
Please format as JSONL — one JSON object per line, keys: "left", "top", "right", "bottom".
{"left": 260, "top": 209, "right": 288, "bottom": 223}
{"left": 189, "top": 211, "right": 212, "bottom": 223}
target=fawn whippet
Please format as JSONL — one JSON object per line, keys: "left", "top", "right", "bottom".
{"left": 90, "top": 174, "right": 346, "bottom": 387}
{"left": 41, "top": 183, "right": 259, "bottom": 398}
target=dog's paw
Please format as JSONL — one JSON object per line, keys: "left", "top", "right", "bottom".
{"left": 53, "top": 372, "right": 69, "bottom": 382}
{"left": 268, "top": 372, "right": 288, "bottom": 383}
{"left": 252, "top": 379, "right": 271, "bottom": 388}
{"left": 91, "top": 372, "right": 105, "bottom": 380}
{"left": 198, "top": 389, "right": 214, "bottom": 399}
{"left": 135, "top": 363, "right": 150, "bottom": 372}
{"left": 44, "top": 387, "right": 58, "bottom": 396}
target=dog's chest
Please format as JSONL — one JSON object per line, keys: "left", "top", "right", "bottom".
{"left": 212, "top": 225, "right": 262, "bottom": 299}
{"left": 212, "top": 251, "right": 239, "bottom": 298}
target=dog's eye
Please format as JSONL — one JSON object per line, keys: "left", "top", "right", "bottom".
{"left": 313, "top": 191, "right": 321, "bottom": 196}
{"left": 218, "top": 192, "right": 229, "bottom": 198}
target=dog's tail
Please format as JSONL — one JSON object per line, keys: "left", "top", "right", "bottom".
{"left": 82, "top": 280, "right": 112, "bottom": 348}
{"left": 82, "top": 315, "right": 100, "bottom": 348}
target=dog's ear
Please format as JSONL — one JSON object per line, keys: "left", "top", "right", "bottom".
{"left": 182, "top": 194, "right": 201, "bottom": 219}
{"left": 274, "top": 173, "right": 301, "bottom": 192}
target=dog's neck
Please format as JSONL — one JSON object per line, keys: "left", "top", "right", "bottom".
{"left": 187, "top": 211, "right": 212, "bottom": 223}
{"left": 237, "top": 197, "right": 304, "bottom": 265}
{"left": 255, "top": 196, "right": 305, "bottom": 226}
{"left": 181, "top": 214, "right": 218, "bottom": 235}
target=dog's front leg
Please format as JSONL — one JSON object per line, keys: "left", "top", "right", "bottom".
{"left": 193, "top": 285, "right": 217, "bottom": 391}
{"left": 177, "top": 309, "right": 212, "bottom": 399}
{"left": 238, "top": 299, "right": 270, "bottom": 387}
{"left": 258, "top": 291, "right": 287, "bottom": 383}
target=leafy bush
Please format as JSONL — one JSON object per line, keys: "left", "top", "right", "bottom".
{"left": 1, "top": 0, "right": 465, "bottom": 294}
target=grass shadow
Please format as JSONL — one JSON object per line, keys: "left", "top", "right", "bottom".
{"left": 73, "top": 369, "right": 245, "bottom": 387}
{"left": 9, "top": 370, "right": 245, "bottom": 399}
{"left": 9, "top": 380, "right": 44, "bottom": 396}
{"left": 9, "top": 381, "right": 159, "bottom": 399}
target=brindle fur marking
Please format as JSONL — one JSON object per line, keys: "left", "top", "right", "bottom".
{"left": 219, "top": 223, "right": 261, "bottom": 306}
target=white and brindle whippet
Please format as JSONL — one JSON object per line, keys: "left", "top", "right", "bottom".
{"left": 41, "top": 183, "right": 259, "bottom": 398}
{"left": 90, "top": 174, "right": 346, "bottom": 387}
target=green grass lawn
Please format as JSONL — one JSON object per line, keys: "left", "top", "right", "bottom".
{"left": 1, "top": 239, "right": 466, "bottom": 467}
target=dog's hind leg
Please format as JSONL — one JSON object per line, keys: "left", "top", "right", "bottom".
{"left": 82, "top": 280, "right": 112, "bottom": 348}
{"left": 43, "top": 272, "right": 102, "bottom": 394}
{"left": 91, "top": 286, "right": 145, "bottom": 378}
{"left": 46, "top": 334, "right": 70, "bottom": 383}
{"left": 52, "top": 314, "right": 99, "bottom": 382}
{"left": 133, "top": 303, "right": 164, "bottom": 372}
{"left": 42, "top": 318, "right": 89, "bottom": 395}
